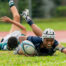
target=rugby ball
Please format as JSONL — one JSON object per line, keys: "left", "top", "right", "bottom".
{"left": 20, "top": 40, "right": 36, "bottom": 55}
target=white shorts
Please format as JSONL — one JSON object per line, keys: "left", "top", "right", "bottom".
{"left": 2, "top": 30, "right": 21, "bottom": 43}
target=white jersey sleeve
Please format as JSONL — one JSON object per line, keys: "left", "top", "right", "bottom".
{"left": 2, "top": 31, "right": 21, "bottom": 43}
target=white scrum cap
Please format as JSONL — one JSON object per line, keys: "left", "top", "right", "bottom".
{"left": 42, "top": 28, "right": 55, "bottom": 41}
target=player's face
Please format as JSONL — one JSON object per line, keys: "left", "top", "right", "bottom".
{"left": 43, "top": 38, "right": 54, "bottom": 48}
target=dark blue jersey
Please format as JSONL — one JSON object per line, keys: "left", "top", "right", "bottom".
{"left": 27, "top": 36, "right": 59, "bottom": 56}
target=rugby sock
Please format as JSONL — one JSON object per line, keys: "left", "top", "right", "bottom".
{"left": 27, "top": 20, "right": 34, "bottom": 26}
{"left": 26, "top": 16, "right": 34, "bottom": 26}
{"left": 8, "top": 0, "right": 15, "bottom": 8}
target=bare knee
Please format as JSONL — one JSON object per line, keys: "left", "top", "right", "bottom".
{"left": 13, "top": 14, "right": 20, "bottom": 22}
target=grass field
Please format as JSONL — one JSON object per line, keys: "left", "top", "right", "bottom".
{"left": 0, "top": 43, "right": 66, "bottom": 66}
{"left": 0, "top": 18, "right": 66, "bottom": 66}
{"left": 0, "top": 17, "right": 66, "bottom": 31}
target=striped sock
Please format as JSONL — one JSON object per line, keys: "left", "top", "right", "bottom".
{"left": 27, "top": 20, "right": 34, "bottom": 26}
{"left": 26, "top": 16, "right": 34, "bottom": 26}
{"left": 8, "top": 0, "right": 15, "bottom": 8}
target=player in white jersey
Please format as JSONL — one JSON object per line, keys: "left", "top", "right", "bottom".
{"left": 1, "top": 31, "right": 21, "bottom": 43}
{"left": 0, "top": 0, "right": 26, "bottom": 50}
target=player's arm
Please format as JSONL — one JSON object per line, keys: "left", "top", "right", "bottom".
{"left": 26, "top": 19, "right": 43, "bottom": 37}
{"left": 56, "top": 44, "right": 66, "bottom": 54}
{"left": 0, "top": 16, "right": 27, "bottom": 35}
{"left": 30, "top": 23, "right": 42, "bottom": 36}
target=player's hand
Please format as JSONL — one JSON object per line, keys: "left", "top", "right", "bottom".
{"left": 0, "top": 16, "right": 12, "bottom": 22}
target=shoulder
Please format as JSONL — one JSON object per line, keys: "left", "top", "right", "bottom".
{"left": 27, "top": 36, "right": 42, "bottom": 44}
{"left": 54, "top": 39, "right": 59, "bottom": 46}
{"left": 27, "top": 36, "right": 42, "bottom": 41}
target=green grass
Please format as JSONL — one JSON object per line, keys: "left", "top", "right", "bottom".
{"left": 0, "top": 23, "right": 11, "bottom": 31}
{"left": 0, "top": 17, "right": 66, "bottom": 31}
{"left": 0, "top": 18, "right": 66, "bottom": 66}
{"left": 0, "top": 43, "right": 66, "bottom": 66}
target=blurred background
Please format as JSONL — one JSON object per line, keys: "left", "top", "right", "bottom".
{"left": 0, "top": 0, "right": 66, "bottom": 18}
{"left": 0, "top": 0, "right": 66, "bottom": 31}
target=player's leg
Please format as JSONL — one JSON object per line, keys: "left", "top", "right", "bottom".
{"left": 8, "top": 0, "right": 20, "bottom": 33}
{"left": 21, "top": 9, "right": 42, "bottom": 36}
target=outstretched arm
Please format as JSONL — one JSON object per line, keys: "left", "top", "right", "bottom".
{"left": 0, "top": 16, "right": 27, "bottom": 35}
{"left": 56, "top": 44, "right": 66, "bottom": 54}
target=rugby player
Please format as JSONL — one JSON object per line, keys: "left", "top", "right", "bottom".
{"left": 16, "top": 9, "right": 66, "bottom": 55}
{"left": 0, "top": 0, "right": 26, "bottom": 50}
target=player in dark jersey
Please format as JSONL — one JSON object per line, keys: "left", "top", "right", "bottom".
{"left": 14, "top": 28, "right": 66, "bottom": 56}
{"left": 18, "top": 29, "right": 61, "bottom": 56}
{"left": 16, "top": 9, "right": 66, "bottom": 56}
